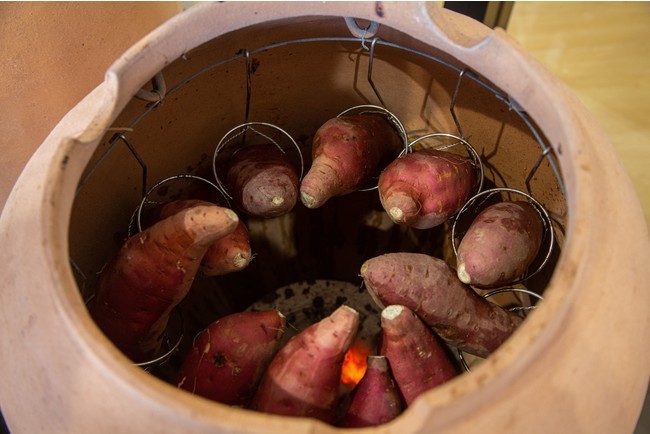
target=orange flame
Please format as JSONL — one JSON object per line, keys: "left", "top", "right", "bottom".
{"left": 341, "top": 339, "right": 369, "bottom": 387}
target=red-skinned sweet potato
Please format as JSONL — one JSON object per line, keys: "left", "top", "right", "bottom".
{"left": 226, "top": 144, "right": 299, "bottom": 218}
{"left": 339, "top": 355, "right": 402, "bottom": 427}
{"left": 379, "top": 305, "right": 458, "bottom": 406}
{"left": 300, "top": 114, "right": 402, "bottom": 209}
{"left": 154, "top": 199, "right": 253, "bottom": 276}
{"left": 199, "top": 221, "right": 251, "bottom": 276}
{"left": 89, "top": 205, "right": 239, "bottom": 363}
{"left": 378, "top": 149, "right": 476, "bottom": 229}
{"left": 176, "top": 310, "right": 286, "bottom": 406}
{"left": 360, "top": 252, "right": 523, "bottom": 358}
{"left": 456, "top": 201, "right": 544, "bottom": 288}
{"left": 250, "top": 305, "right": 360, "bottom": 423}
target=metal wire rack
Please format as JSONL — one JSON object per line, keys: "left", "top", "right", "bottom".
{"left": 71, "top": 18, "right": 567, "bottom": 368}
{"left": 75, "top": 33, "right": 565, "bottom": 199}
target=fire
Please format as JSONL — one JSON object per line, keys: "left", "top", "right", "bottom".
{"left": 341, "top": 339, "right": 370, "bottom": 388}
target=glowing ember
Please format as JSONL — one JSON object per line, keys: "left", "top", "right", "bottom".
{"left": 341, "top": 339, "right": 369, "bottom": 387}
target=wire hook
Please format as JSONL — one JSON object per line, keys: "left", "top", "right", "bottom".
{"left": 450, "top": 69, "right": 468, "bottom": 139}
{"left": 367, "top": 37, "right": 387, "bottom": 108}
{"left": 344, "top": 17, "right": 380, "bottom": 47}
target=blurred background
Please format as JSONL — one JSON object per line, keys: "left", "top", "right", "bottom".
{"left": 505, "top": 5, "right": 650, "bottom": 430}
{"left": 455, "top": 4, "right": 650, "bottom": 432}
{"left": 0, "top": 2, "right": 648, "bottom": 433}
{"left": 508, "top": 2, "right": 650, "bottom": 234}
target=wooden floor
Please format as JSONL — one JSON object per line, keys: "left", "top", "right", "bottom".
{"left": 505, "top": 3, "right": 650, "bottom": 432}
{"left": 507, "top": 1, "right": 650, "bottom": 232}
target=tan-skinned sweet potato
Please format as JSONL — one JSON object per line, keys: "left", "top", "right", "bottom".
{"left": 299, "top": 114, "right": 402, "bottom": 209}
{"left": 456, "top": 201, "right": 544, "bottom": 288}
{"left": 226, "top": 144, "right": 299, "bottom": 218}
{"left": 360, "top": 252, "right": 523, "bottom": 358}
{"left": 89, "top": 205, "right": 239, "bottom": 363}
{"left": 378, "top": 149, "right": 476, "bottom": 229}
{"left": 379, "top": 305, "right": 458, "bottom": 406}
{"left": 339, "top": 355, "right": 402, "bottom": 427}
{"left": 154, "top": 199, "right": 253, "bottom": 276}
{"left": 250, "top": 305, "right": 360, "bottom": 423}
{"left": 176, "top": 310, "right": 286, "bottom": 406}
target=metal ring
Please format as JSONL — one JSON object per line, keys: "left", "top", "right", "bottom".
{"left": 337, "top": 104, "right": 409, "bottom": 152}
{"left": 336, "top": 104, "right": 410, "bottom": 192}
{"left": 211, "top": 121, "right": 304, "bottom": 201}
{"left": 84, "top": 294, "right": 184, "bottom": 371}
{"left": 404, "top": 132, "right": 485, "bottom": 194}
{"left": 458, "top": 288, "right": 544, "bottom": 372}
{"left": 129, "top": 174, "right": 227, "bottom": 237}
{"left": 134, "top": 308, "right": 184, "bottom": 371}
{"left": 450, "top": 187, "right": 556, "bottom": 286}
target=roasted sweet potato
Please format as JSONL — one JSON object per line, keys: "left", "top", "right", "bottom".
{"left": 378, "top": 149, "right": 476, "bottom": 229}
{"left": 176, "top": 310, "right": 286, "bottom": 406}
{"left": 250, "top": 305, "right": 360, "bottom": 423}
{"left": 155, "top": 199, "right": 253, "bottom": 276}
{"left": 339, "top": 355, "right": 402, "bottom": 427}
{"left": 360, "top": 252, "right": 523, "bottom": 358}
{"left": 199, "top": 220, "right": 251, "bottom": 276}
{"left": 226, "top": 144, "right": 299, "bottom": 218}
{"left": 456, "top": 201, "right": 544, "bottom": 288}
{"left": 299, "top": 114, "right": 402, "bottom": 209}
{"left": 379, "top": 305, "right": 458, "bottom": 406}
{"left": 89, "top": 205, "right": 239, "bottom": 362}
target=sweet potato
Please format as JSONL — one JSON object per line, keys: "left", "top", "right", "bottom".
{"left": 299, "top": 114, "right": 402, "bottom": 209}
{"left": 456, "top": 201, "right": 544, "bottom": 288}
{"left": 250, "top": 305, "right": 360, "bottom": 423}
{"left": 155, "top": 199, "right": 253, "bottom": 276}
{"left": 379, "top": 305, "right": 458, "bottom": 406}
{"left": 360, "top": 252, "right": 523, "bottom": 358}
{"left": 378, "top": 149, "right": 476, "bottom": 229}
{"left": 89, "top": 205, "right": 239, "bottom": 363}
{"left": 176, "top": 310, "right": 286, "bottom": 406}
{"left": 226, "top": 144, "right": 299, "bottom": 218}
{"left": 199, "top": 221, "right": 251, "bottom": 275}
{"left": 339, "top": 355, "right": 402, "bottom": 427}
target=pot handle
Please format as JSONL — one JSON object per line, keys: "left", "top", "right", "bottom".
{"left": 342, "top": 2, "right": 495, "bottom": 51}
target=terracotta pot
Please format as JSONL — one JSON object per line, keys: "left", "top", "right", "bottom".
{"left": 1, "top": 2, "right": 648, "bottom": 433}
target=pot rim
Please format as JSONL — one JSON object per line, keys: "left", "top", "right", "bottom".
{"left": 3, "top": 2, "right": 645, "bottom": 433}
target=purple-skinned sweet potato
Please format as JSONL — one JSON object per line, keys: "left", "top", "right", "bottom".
{"left": 360, "top": 252, "right": 524, "bottom": 358}
{"left": 379, "top": 305, "right": 458, "bottom": 406}
{"left": 457, "top": 201, "right": 544, "bottom": 288}
{"left": 176, "top": 310, "right": 286, "bottom": 406}
{"left": 226, "top": 144, "right": 299, "bottom": 218}
{"left": 339, "top": 355, "right": 402, "bottom": 427}
{"left": 89, "top": 205, "right": 239, "bottom": 363}
{"left": 378, "top": 149, "right": 476, "bottom": 229}
{"left": 250, "top": 305, "right": 360, "bottom": 423}
{"left": 300, "top": 114, "right": 402, "bottom": 209}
